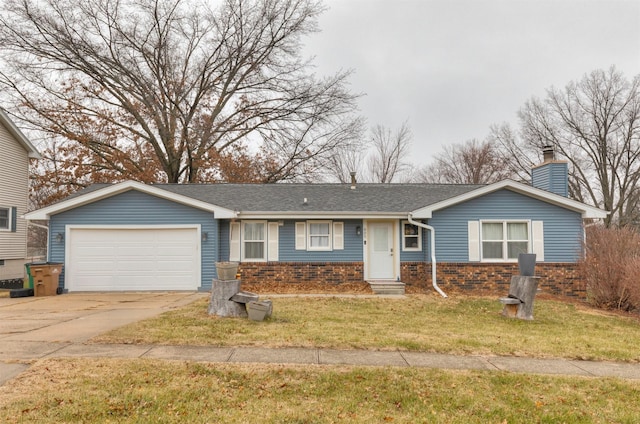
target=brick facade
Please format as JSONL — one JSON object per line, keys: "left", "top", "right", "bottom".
{"left": 237, "top": 261, "right": 585, "bottom": 298}
{"left": 401, "top": 262, "right": 585, "bottom": 298}
{"left": 238, "top": 262, "right": 364, "bottom": 287}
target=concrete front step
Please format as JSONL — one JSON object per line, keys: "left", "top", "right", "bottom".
{"left": 368, "top": 281, "right": 406, "bottom": 295}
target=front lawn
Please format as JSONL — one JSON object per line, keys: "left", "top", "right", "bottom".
{"left": 93, "top": 295, "right": 640, "bottom": 362}
{"left": 1, "top": 358, "right": 639, "bottom": 423}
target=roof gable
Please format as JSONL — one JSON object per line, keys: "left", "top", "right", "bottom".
{"left": 410, "top": 179, "right": 608, "bottom": 219}
{"left": 0, "top": 109, "right": 41, "bottom": 159}
{"left": 24, "top": 181, "right": 236, "bottom": 220}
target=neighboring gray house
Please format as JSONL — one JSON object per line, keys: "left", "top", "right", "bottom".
{"left": 0, "top": 109, "right": 40, "bottom": 283}
{"left": 25, "top": 153, "right": 607, "bottom": 297}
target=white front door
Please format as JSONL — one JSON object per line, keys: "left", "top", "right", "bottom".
{"left": 368, "top": 222, "right": 395, "bottom": 279}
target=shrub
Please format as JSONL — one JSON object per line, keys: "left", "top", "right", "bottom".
{"left": 578, "top": 225, "right": 640, "bottom": 311}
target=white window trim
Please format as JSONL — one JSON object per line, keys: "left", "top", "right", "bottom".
{"left": 241, "top": 220, "right": 268, "bottom": 262}
{"left": 480, "top": 220, "right": 530, "bottom": 262}
{"left": 0, "top": 207, "right": 10, "bottom": 231}
{"left": 401, "top": 220, "right": 422, "bottom": 252}
{"left": 306, "top": 220, "right": 332, "bottom": 251}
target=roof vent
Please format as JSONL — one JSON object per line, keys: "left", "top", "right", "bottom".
{"left": 350, "top": 171, "right": 356, "bottom": 190}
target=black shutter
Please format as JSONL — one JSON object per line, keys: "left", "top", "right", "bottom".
{"left": 10, "top": 206, "right": 17, "bottom": 232}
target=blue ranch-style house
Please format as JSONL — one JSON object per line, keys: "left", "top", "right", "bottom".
{"left": 25, "top": 150, "right": 607, "bottom": 297}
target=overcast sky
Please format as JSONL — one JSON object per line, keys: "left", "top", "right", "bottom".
{"left": 302, "top": 0, "right": 640, "bottom": 166}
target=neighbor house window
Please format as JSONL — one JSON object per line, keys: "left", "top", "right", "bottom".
{"left": 307, "top": 221, "right": 331, "bottom": 251}
{"left": 242, "top": 221, "right": 266, "bottom": 261}
{"left": 481, "top": 221, "right": 529, "bottom": 261}
{"left": 0, "top": 208, "right": 9, "bottom": 231}
{"left": 402, "top": 221, "right": 422, "bottom": 251}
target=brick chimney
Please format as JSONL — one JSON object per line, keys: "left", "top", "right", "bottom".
{"left": 531, "top": 146, "right": 568, "bottom": 197}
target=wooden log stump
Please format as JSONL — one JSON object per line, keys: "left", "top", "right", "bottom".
{"left": 499, "top": 276, "right": 540, "bottom": 320}
{"left": 208, "top": 279, "right": 247, "bottom": 317}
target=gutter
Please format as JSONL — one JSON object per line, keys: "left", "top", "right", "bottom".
{"left": 407, "top": 214, "right": 447, "bottom": 298}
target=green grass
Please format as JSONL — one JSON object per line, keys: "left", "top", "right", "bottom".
{"left": 1, "top": 358, "right": 639, "bottom": 423}
{"left": 93, "top": 295, "right": 640, "bottom": 362}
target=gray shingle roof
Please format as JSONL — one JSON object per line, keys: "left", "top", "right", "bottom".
{"left": 164, "top": 183, "right": 483, "bottom": 212}
{"left": 75, "top": 182, "right": 484, "bottom": 213}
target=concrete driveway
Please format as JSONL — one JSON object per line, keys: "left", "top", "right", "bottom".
{"left": 0, "top": 292, "right": 206, "bottom": 344}
{"left": 0, "top": 292, "right": 206, "bottom": 385}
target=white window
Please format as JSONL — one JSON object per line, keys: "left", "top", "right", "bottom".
{"left": 402, "top": 221, "right": 422, "bottom": 251}
{"left": 295, "top": 221, "right": 344, "bottom": 251}
{"left": 0, "top": 207, "right": 9, "bottom": 231}
{"left": 242, "top": 221, "right": 266, "bottom": 261}
{"left": 481, "top": 221, "right": 529, "bottom": 261}
{"left": 307, "top": 220, "right": 332, "bottom": 251}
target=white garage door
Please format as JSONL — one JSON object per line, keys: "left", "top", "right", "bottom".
{"left": 67, "top": 227, "right": 200, "bottom": 291}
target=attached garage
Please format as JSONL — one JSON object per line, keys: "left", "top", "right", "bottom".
{"left": 66, "top": 226, "right": 201, "bottom": 291}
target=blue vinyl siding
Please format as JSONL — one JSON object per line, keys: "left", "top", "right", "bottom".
{"left": 49, "top": 190, "right": 217, "bottom": 290}
{"left": 219, "top": 219, "right": 364, "bottom": 262}
{"left": 532, "top": 162, "right": 568, "bottom": 197}
{"left": 429, "top": 189, "right": 583, "bottom": 262}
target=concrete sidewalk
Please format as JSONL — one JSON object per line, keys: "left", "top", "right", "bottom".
{"left": 2, "top": 342, "right": 640, "bottom": 385}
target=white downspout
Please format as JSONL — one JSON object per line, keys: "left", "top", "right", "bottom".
{"left": 408, "top": 214, "right": 447, "bottom": 298}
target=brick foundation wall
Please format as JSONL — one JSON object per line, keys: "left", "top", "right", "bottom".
{"left": 238, "top": 262, "right": 364, "bottom": 286}
{"left": 237, "top": 261, "right": 585, "bottom": 298}
{"left": 401, "top": 262, "right": 585, "bottom": 298}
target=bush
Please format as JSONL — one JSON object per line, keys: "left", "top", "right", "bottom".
{"left": 578, "top": 225, "right": 640, "bottom": 311}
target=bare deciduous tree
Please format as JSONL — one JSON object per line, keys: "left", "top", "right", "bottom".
{"left": 325, "top": 140, "right": 368, "bottom": 183}
{"left": 367, "top": 122, "right": 413, "bottom": 183}
{"left": 492, "top": 67, "right": 640, "bottom": 227}
{"left": 324, "top": 122, "right": 413, "bottom": 183}
{"left": 0, "top": 0, "right": 362, "bottom": 197}
{"left": 416, "top": 138, "right": 514, "bottom": 184}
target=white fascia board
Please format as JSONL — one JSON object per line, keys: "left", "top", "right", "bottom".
{"left": 24, "top": 180, "right": 237, "bottom": 220}
{"left": 0, "top": 109, "right": 41, "bottom": 159}
{"left": 237, "top": 211, "right": 408, "bottom": 220}
{"left": 410, "top": 179, "right": 609, "bottom": 219}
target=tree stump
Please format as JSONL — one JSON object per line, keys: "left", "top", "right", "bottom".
{"left": 499, "top": 275, "right": 540, "bottom": 320}
{"left": 208, "top": 279, "right": 247, "bottom": 317}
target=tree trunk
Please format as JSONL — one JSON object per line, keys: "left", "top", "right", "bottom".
{"left": 208, "top": 279, "right": 247, "bottom": 318}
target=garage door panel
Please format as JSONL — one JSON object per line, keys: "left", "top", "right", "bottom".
{"left": 68, "top": 227, "right": 200, "bottom": 291}
{"left": 76, "top": 245, "right": 116, "bottom": 256}
{"left": 118, "top": 246, "right": 155, "bottom": 256}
